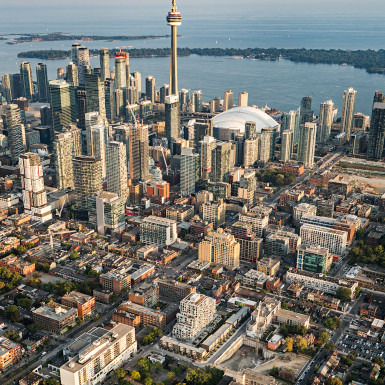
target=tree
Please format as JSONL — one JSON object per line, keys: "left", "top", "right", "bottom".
{"left": 325, "top": 378, "right": 342, "bottom": 385}
{"left": 70, "top": 251, "right": 79, "bottom": 260}
{"left": 336, "top": 287, "right": 352, "bottom": 302}
{"left": 279, "top": 323, "right": 289, "bottom": 338}
{"left": 18, "top": 297, "right": 33, "bottom": 310}
{"left": 167, "top": 372, "right": 176, "bottom": 381}
{"left": 285, "top": 337, "right": 293, "bottom": 352}
{"left": 325, "top": 342, "right": 336, "bottom": 351}
{"left": 115, "top": 368, "right": 127, "bottom": 379}
{"left": 42, "top": 379, "right": 59, "bottom": 385}
{"left": 130, "top": 371, "right": 141, "bottom": 381}
{"left": 318, "top": 332, "right": 330, "bottom": 345}
{"left": 373, "top": 357, "right": 385, "bottom": 366}
{"left": 152, "top": 362, "right": 163, "bottom": 373}
{"left": 144, "top": 379, "right": 153, "bottom": 385}
{"left": 294, "top": 336, "right": 308, "bottom": 351}
{"left": 6, "top": 305, "right": 20, "bottom": 322}
{"left": 4, "top": 330, "right": 20, "bottom": 342}
{"left": 323, "top": 317, "right": 340, "bottom": 330}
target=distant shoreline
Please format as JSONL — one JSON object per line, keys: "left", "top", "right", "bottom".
{"left": 5, "top": 32, "right": 170, "bottom": 45}
{"left": 16, "top": 47, "right": 385, "bottom": 75}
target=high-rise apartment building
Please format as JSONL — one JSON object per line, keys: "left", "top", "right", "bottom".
{"left": 99, "top": 48, "right": 110, "bottom": 81}
{"left": 19, "top": 153, "right": 52, "bottom": 222}
{"left": 106, "top": 141, "right": 128, "bottom": 199}
{"left": 341, "top": 88, "right": 357, "bottom": 142}
{"left": 85, "top": 73, "right": 106, "bottom": 118}
{"left": 88, "top": 191, "right": 125, "bottom": 235}
{"left": 367, "top": 91, "right": 385, "bottom": 159}
{"left": 300, "top": 223, "right": 347, "bottom": 256}
{"left": 238, "top": 212, "right": 269, "bottom": 237}
{"left": 86, "top": 120, "right": 107, "bottom": 178}
{"left": 238, "top": 91, "right": 248, "bottom": 107}
{"left": 297, "top": 122, "right": 317, "bottom": 167}
{"left": 140, "top": 216, "right": 177, "bottom": 246}
{"left": 193, "top": 90, "right": 203, "bottom": 112}
{"left": 223, "top": 90, "right": 234, "bottom": 111}
{"left": 160, "top": 84, "right": 170, "bottom": 104}
{"left": 280, "top": 129, "right": 293, "bottom": 163}
{"left": 49, "top": 80, "right": 76, "bottom": 132}
{"left": 282, "top": 110, "right": 300, "bottom": 144}
{"left": 104, "top": 78, "right": 115, "bottom": 121}
{"left": 172, "top": 293, "right": 215, "bottom": 342}
{"left": 54, "top": 131, "right": 75, "bottom": 189}
{"left": 199, "top": 229, "right": 240, "bottom": 270}
{"left": 146, "top": 76, "right": 156, "bottom": 103}
{"left": 296, "top": 244, "right": 332, "bottom": 274}
{"left": 200, "top": 136, "right": 217, "bottom": 180}
{"left": 114, "top": 53, "right": 127, "bottom": 90}
{"left": 60, "top": 324, "right": 137, "bottom": 385}
{"left": 73, "top": 156, "right": 103, "bottom": 209}
{"left": 180, "top": 147, "right": 199, "bottom": 195}
{"left": 300, "top": 96, "right": 313, "bottom": 125}
{"left": 36, "top": 63, "right": 49, "bottom": 102}
{"left": 20, "top": 62, "right": 34, "bottom": 101}
{"left": 1, "top": 74, "right": 12, "bottom": 103}
{"left": 318, "top": 100, "right": 334, "bottom": 143}
{"left": 211, "top": 141, "right": 231, "bottom": 182}
{"left": 66, "top": 62, "right": 79, "bottom": 86}
{"left": 3, "top": 104, "right": 25, "bottom": 163}
{"left": 165, "top": 95, "right": 180, "bottom": 147}
{"left": 71, "top": 45, "right": 89, "bottom": 86}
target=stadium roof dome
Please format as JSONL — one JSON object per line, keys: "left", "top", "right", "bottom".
{"left": 212, "top": 106, "right": 278, "bottom": 133}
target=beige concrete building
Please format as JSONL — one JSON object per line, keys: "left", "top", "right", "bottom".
{"left": 60, "top": 324, "right": 137, "bottom": 385}
{"left": 202, "top": 200, "right": 226, "bottom": 229}
{"left": 199, "top": 229, "right": 240, "bottom": 270}
{"left": 172, "top": 293, "right": 216, "bottom": 342}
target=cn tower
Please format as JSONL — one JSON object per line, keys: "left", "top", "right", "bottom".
{"left": 167, "top": 0, "right": 182, "bottom": 96}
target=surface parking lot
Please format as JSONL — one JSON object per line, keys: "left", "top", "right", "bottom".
{"left": 337, "top": 333, "right": 385, "bottom": 361}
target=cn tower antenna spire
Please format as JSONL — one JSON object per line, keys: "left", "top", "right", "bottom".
{"left": 167, "top": 0, "right": 182, "bottom": 95}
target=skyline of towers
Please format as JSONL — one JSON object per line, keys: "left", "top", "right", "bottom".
{"left": 341, "top": 87, "right": 357, "bottom": 142}
{"left": 167, "top": 0, "right": 182, "bottom": 96}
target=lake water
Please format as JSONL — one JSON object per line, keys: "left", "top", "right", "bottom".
{"left": 1, "top": 6, "right": 385, "bottom": 116}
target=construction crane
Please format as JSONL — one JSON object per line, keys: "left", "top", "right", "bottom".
{"left": 55, "top": 194, "right": 67, "bottom": 218}
{"left": 128, "top": 105, "right": 138, "bottom": 128}
{"left": 161, "top": 147, "right": 170, "bottom": 176}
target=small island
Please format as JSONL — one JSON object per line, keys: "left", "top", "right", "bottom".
{"left": 17, "top": 47, "right": 385, "bottom": 75}
{"left": 6, "top": 32, "right": 170, "bottom": 45}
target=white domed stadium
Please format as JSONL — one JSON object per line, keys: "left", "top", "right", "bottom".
{"left": 212, "top": 106, "right": 278, "bottom": 140}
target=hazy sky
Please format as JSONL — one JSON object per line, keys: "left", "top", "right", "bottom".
{"left": 3, "top": 0, "right": 385, "bottom": 18}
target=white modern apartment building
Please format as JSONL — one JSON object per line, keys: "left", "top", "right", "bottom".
{"left": 238, "top": 212, "right": 269, "bottom": 237}
{"left": 285, "top": 268, "right": 358, "bottom": 298}
{"left": 172, "top": 293, "right": 216, "bottom": 342}
{"left": 293, "top": 203, "right": 317, "bottom": 226}
{"left": 300, "top": 223, "right": 347, "bottom": 256}
{"left": 60, "top": 323, "right": 137, "bottom": 385}
{"left": 140, "top": 216, "right": 177, "bottom": 246}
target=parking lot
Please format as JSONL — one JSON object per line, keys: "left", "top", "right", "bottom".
{"left": 336, "top": 333, "right": 385, "bottom": 361}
